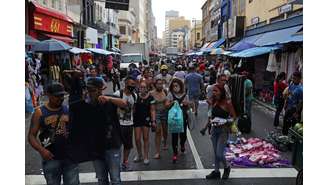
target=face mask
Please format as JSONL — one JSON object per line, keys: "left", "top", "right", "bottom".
{"left": 127, "top": 86, "right": 135, "bottom": 92}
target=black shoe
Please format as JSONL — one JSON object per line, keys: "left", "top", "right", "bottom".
{"left": 206, "top": 170, "right": 221, "bottom": 179}
{"left": 222, "top": 166, "right": 231, "bottom": 180}
{"left": 200, "top": 128, "right": 206, "bottom": 136}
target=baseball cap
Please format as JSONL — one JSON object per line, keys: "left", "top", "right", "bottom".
{"left": 177, "top": 65, "right": 183, "bottom": 69}
{"left": 86, "top": 77, "right": 106, "bottom": 89}
{"left": 209, "top": 65, "right": 215, "bottom": 69}
{"left": 46, "top": 82, "right": 66, "bottom": 96}
{"left": 160, "top": 65, "right": 168, "bottom": 70}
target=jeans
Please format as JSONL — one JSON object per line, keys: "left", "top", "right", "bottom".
{"left": 210, "top": 127, "right": 229, "bottom": 171}
{"left": 273, "top": 98, "right": 284, "bottom": 127}
{"left": 93, "top": 147, "right": 122, "bottom": 185}
{"left": 42, "top": 159, "right": 79, "bottom": 185}
{"left": 245, "top": 99, "right": 252, "bottom": 121}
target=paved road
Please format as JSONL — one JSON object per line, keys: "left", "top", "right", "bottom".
{"left": 25, "top": 81, "right": 297, "bottom": 185}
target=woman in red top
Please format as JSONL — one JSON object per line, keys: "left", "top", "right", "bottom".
{"left": 273, "top": 72, "right": 287, "bottom": 127}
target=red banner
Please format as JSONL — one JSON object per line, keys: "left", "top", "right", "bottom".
{"left": 33, "top": 12, "right": 72, "bottom": 37}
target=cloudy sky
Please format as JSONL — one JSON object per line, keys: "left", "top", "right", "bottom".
{"left": 152, "top": 0, "right": 206, "bottom": 38}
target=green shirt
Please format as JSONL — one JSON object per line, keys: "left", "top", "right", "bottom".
{"left": 244, "top": 79, "right": 253, "bottom": 101}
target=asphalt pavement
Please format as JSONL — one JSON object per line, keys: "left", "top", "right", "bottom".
{"left": 25, "top": 81, "right": 297, "bottom": 185}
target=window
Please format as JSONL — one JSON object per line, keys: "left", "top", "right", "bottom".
{"left": 197, "top": 32, "right": 200, "bottom": 40}
{"left": 58, "top": 0, "right": 63, "bottom": 11}
{"left": 51, "top": 0, "right": 55, "bottom": 8}
{"left": 249, "top": 0, "right": 253, "bottom": 3}
{"left": 42, "top": 0, "right": 48, "bottom": 6}
{"left": 120, "top": 26, "right": 126, "bottom": 34}
{"left": 100, "top": 7, "right": 103, "bottom": 20}
{"left": 239, "top": 0, "right": 246, "bottom": 13}
{"left": 128, "top": 27, "right": 131, "bottom": 35}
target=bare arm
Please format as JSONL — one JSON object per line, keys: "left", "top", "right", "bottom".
{"left": 28, "top": 108, "right": 54, "bottom": 160}
{"left": 150, "top": 104, "right": 156, "bottom": 123}
{"left": 98, "top": 95, "right": 128, "bottom": 108}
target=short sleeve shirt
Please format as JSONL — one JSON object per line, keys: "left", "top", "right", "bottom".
{"left": 114, "top": 90, "right": 136, "bottom": 126}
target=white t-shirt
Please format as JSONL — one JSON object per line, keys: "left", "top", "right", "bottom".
{"left": 114, "top": 90, "right": 136, "bottom": 126}
{"left": 156, "top": 73, "right": 172, "bottom": 89}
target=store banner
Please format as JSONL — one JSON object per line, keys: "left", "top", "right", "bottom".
{"left": 86, "top": 27, "right": 98, "bottom": 44}
{"left": 33, "top": 13, "right": 73, "bottom": 37}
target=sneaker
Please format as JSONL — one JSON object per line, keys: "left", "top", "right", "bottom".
{"left": 172, "top": 155, "right": 177, "bottom": 163}
{"left": 121, "top": 162, "right": 129, "bottom": 171}
{"left": 205, "top": 170, "right": 221, "bottom": 179}
{"left": 200, "top": 128, "right": 206, "bottom": 136}
{"left": 133, "top": 155, "right": 143, "bottom": 163}
{"left": 222, "top": 166, "right": 231, "bottom": 180}
{"left": 143, "top": 159, "right": 150, "bottom": 165}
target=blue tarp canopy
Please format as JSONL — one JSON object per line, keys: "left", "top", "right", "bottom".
{"left": 280, "top": 32, "right": 303, "bottom": 44}
{"left": 254, "top": 25, "right": 303, "bottom": 46}
{"left": 201, "top": 38, "right": 225, "bottom": 52}
{"left": 228, "top": 46, "right": 281, "bottom": 58}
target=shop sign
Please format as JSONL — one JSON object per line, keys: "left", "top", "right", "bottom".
{"left": 278, "top": 4, "right": 292, "bottom": 14}
{"left": 33, "top": 13, "right": 72, "bottom": 36}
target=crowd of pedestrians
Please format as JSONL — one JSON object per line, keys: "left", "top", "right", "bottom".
{"left": 27, "top": 54, "right": 302, "bottom": 185}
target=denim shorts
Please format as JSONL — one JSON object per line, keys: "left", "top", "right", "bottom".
{"left": 155, "top": 111, "right": 167, "bottom": 125}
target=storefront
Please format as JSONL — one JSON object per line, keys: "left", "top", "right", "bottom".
{"left": 28, "top": 1, "right": 73, "bottom": 44}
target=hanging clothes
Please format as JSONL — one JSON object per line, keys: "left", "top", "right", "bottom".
{"left": 266, "top": 51, "right": 277, "bottom": 72}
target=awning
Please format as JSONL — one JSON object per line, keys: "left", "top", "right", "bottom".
{"left": 228, "top": 46, "right": 281, "bottom": 58}
{"left": 86, "top": 48, "right": 115, "bottom": 55}
{"left": 254, "top": 25, "right": 303, "bottom": 46}
{"left": 44, "top": 33, "right": 73, "bottom": 43}
{"left": 210, "top": 48, "right": 231, "bottom": 55}
{"left": 69, "top": 47, "right": 91, "bottom": 54}
{"left": 31, "top": 2, "right": 73, "bottom": 23}
{"left": 201, "top": 38, "right": 226, "bottom": 52}
{"left": 280, "top": 32, "right": 303, "bottom": 44}
{"left": 200, "top": 42, "right": 210, "bottom": 49}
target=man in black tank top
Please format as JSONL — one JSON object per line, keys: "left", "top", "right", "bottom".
{"left": 28, "top": 82, "right": 79, "bottom": 185}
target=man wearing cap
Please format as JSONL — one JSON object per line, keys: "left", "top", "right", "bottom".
{"left": 28, "top": 82, "right": 79, "bottom": 185}
{"left": 185, "top": 63, "right": 204, "bottom": 116}
{"left": 173, "top": 65, "right": 186, "bottom": 81}
{"left": 68, "top": 77, "right": 127, "bottom": 185}
{"left": 156, "top": 65, "right": 172, "bottom": 91}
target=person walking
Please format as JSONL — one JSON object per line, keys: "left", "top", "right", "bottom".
{"left": 165, "top": 78, "right": 193, "bottom": 163}
{"left": 273, "top": 72, "right": 287, "bottom": 127}
{"left": 133, "top": 81, "right": 156, "bottom": 165}
{"left": 151, "top": 78, "right": 169, "bottom": 159}
{"left": 113, "top": 76, "right": 137, "bottom": 170}
{"left": 156, "top": 65, "right": 172, "bottom": 91}
{"left": 205, "top": 84, "right": 236, "bottom": 180}
{"left": 111, "top": 63, "right": 121, "bottom": 92}
{"left": 282, "top": 72, "right": 303, "bottom": 135}
{"left": 185, "top": 63, "right": 204, "bottom": 116}
{"left": 242, "top": 71, "right": 254, "bottom": 121}
{"left": 173, "top": 65, "right": 186, "bottom": 81}
{"left": 28, "top": 82, "right": 79, "bottom": 185}
{"left": 68, "top": 77, "right": 127, "bottom": 185}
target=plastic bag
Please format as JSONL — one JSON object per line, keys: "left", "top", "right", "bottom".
{"left": 168, "top": 101, "right": 184, "bottom": 133}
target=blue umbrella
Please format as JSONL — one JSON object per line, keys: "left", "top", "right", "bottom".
{"left": 25, "top": 34, "right": 40, "bottom": 45}
{"left": 32, "top": 39, "right": 72, "bottom": 52}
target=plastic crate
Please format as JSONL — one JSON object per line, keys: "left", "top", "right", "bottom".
{"left": 289, "top": 128, "right": 303, "bottom": 170}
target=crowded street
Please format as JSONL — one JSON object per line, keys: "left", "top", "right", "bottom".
{"left": 24, "top": 0, "right": 303, "bottom": 185}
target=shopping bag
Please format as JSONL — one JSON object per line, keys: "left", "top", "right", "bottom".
{"left": 168, "top": 101, "right": 184, "bottom": 133}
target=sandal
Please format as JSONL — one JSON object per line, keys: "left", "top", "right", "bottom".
{"left": 153, "top": 153, "right": 160, "bottom": 159}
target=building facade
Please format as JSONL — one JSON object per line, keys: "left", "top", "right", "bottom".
{"left": 201, "top": 0, "right": 211, "bottom": 43}
{"left": 190, "top": 20, "right": 203, "bottom": 49}
{"left": 118, "top": 7, "right": 137, "bottom": 46}
{"left": 167, "top": 17, "right": 190, "bottom": 47}
{"left": 245, "top": 0, "right": 303, "bottom": 30}
{"left": 165, "top": 10, "right": 179, "bottom": 47}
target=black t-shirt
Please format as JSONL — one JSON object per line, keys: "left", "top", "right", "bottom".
{"left": 133, "top": 94, "right": 154, "bottom": 124}
{"left": 67, "top": 99, "right": 122, "bottom": 163}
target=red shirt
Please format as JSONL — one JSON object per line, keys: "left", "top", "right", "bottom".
{"left": 199, "top": 63, "right": 206, "bottom": 73}
{"left": 274, "top": 81, "right": 287, "bottom": 97}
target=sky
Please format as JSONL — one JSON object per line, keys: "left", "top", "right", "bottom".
{"left": 152, "top": 0, "right": 206, "bottom": 39}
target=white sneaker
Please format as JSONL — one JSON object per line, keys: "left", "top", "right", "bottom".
{"left": 133, "top": 155, "right": 143, "bottom": 163}
{"left": 143, "top": 159, "right": 150, "bottom": 165}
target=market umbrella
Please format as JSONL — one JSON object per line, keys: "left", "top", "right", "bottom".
{"left": 69, "top": 47, "right": 91, "bottom": 54}
{"left": 32, "top": 39, "right": 72, "bottom": 52}
{"left": 86, "top": 48, "right": 115, "bottom": 55}
{"left": 25, "top": 34, "right": 40, "bottom": 45}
